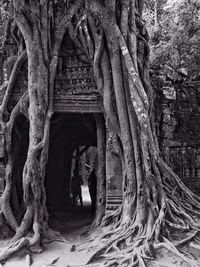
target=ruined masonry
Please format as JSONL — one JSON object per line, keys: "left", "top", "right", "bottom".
{"left": 0, "top": 33, "right": 200, "bottom": 213}
{"left": 152, "top": 66, "right": 200, "bottom": 195}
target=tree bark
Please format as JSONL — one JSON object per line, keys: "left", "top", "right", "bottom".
{"left": 0, "top": 1, "right": 200, "bottom": 266}
{"left": 93, "top": 114, "right": 106, "bottom": 226}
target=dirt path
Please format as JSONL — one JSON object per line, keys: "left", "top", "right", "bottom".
{"left": 1, "top": 205, "right": 199, "bottom": 266}
{"left": 2, "top": 205, "right": 98, "bottom": 267}
{"left": 3, "top": 226, "right": 97, "bottom": 267}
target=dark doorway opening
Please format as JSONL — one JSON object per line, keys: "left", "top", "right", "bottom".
{"left": 11, "top": 112, "right": 101, "bottom": 234}
{"left": 45, "top": 113, "right": 98, "bottom": 233}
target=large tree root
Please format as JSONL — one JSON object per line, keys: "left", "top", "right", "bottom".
{"left": 87, "top": 197, "right": 200, "bottom": 267}
{"left": 0, "top": 2, "right": 85, "bottom": 264}
{"left": 0, "top": 92, "right": 29, "bottom": 233}
{"left": 1, "top": 1, "right": 200, "bottom": 266}
{"left": 86, "top": 168, "right": 200, "bottom": 266}
{"left": 88, "top": 234, "right": 200, "bottom": 267}
{"left": 0, "top": 238, "right": 29, "bottom": 262}
{"left": 0, "top": 226, "right": 66, "bottom": 263}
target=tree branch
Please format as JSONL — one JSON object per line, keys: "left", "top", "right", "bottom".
{"left": 14, "top": 10, "right": 33, "bottom": 41}
{"left": 53, "top": 0, "right": 83, "bottom": 54}
{"left": 0, "top": 51, "right": 27, "bottom": 119}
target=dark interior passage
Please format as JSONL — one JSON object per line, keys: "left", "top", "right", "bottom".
{"left": 45, "top": 113, "right": 97, "bottom": 214}
{"left": 11, "top": 113, "right": 98, "bottom": 232}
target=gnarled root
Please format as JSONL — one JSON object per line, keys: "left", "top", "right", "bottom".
{"left": 87, "top": 189, "right": 200, "bottom": 267}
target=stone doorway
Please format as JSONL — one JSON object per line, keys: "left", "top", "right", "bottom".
{"left": 10, "top": 111, "right": 104, "bottom": 235}
{"left": 44, "top": 112, "right": 104, "bottom": 233}
{"left": 45, "top": 113, "right": 97, "bottom": 211}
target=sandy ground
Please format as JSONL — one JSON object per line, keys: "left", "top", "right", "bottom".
{"left": 2, "top": 230, "right": 194, "bottom": 267}
{"left": 0, "top": 187, "right": 199, "bottom": 267}
{"left": 2, "top": 226, "right": 98, "bottom": 267}
{"left": 1, "top": 186, "right": 98, "bottom": 267}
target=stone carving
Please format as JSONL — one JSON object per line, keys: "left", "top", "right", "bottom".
{"left": 54, "top": 55, "right": 97, "bottom": 96}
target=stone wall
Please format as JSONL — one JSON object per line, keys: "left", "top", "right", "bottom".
{"left": 1, "top": 30, "right": 200, "bottom": 202}
{"left": 152, "top": 66, "right": 200, "bottom": 195}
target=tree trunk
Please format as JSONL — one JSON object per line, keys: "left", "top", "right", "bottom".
{"left": 0, "top": 1, "right": 200, "bottom": 266}
{"left": 93, "top": 114, "right": 106, "bottom": 226}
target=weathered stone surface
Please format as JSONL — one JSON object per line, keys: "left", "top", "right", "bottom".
{"left": 152, "top": 67, "right": 200, "bottom": 195}
{"left": 0, "top": 31, "right": 102, "bottom": 114}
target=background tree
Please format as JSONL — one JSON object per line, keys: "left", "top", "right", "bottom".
{"left": 0, "top": 1, "right": 200, "bottom": 266}
{"left": 144, "top": 0, "right": 200, "bottom": 78}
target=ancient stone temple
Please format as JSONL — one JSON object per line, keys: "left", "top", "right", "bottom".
{"left": 0, "top": 31, "right": 122, "bottom": 213}
{"left": 0, "top": 31, "right": 200, "bottom": 214}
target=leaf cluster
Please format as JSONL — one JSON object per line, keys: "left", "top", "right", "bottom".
{"left": 144, "top": 0, "right": 200, "bottom": 80}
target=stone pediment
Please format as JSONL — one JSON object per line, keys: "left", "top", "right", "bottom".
{"left": 0, "top": 53, "right": 102, "bottom": 113}
{"left": 55, "top": 55, "right": 98, "bottom": 96}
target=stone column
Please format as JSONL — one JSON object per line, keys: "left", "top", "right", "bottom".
{"left": 106, "top": 133, "right": 123, "bottom": 213}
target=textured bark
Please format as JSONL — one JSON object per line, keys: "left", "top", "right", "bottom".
{"left": 93, "top": 114, "right": 106, "bottom": 226}
{"left": 0, "top": 1, "right": 200, "bottom": 266}
{"left": 0, "top": 0, "right": 83, "bottom": 261}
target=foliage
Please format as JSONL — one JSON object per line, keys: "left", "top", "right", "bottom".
{"left": 144, "top": 0, "right": 200, "bottom": 79}
{"left": 0, "top": 1, "right": 200, "bottom": 266}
